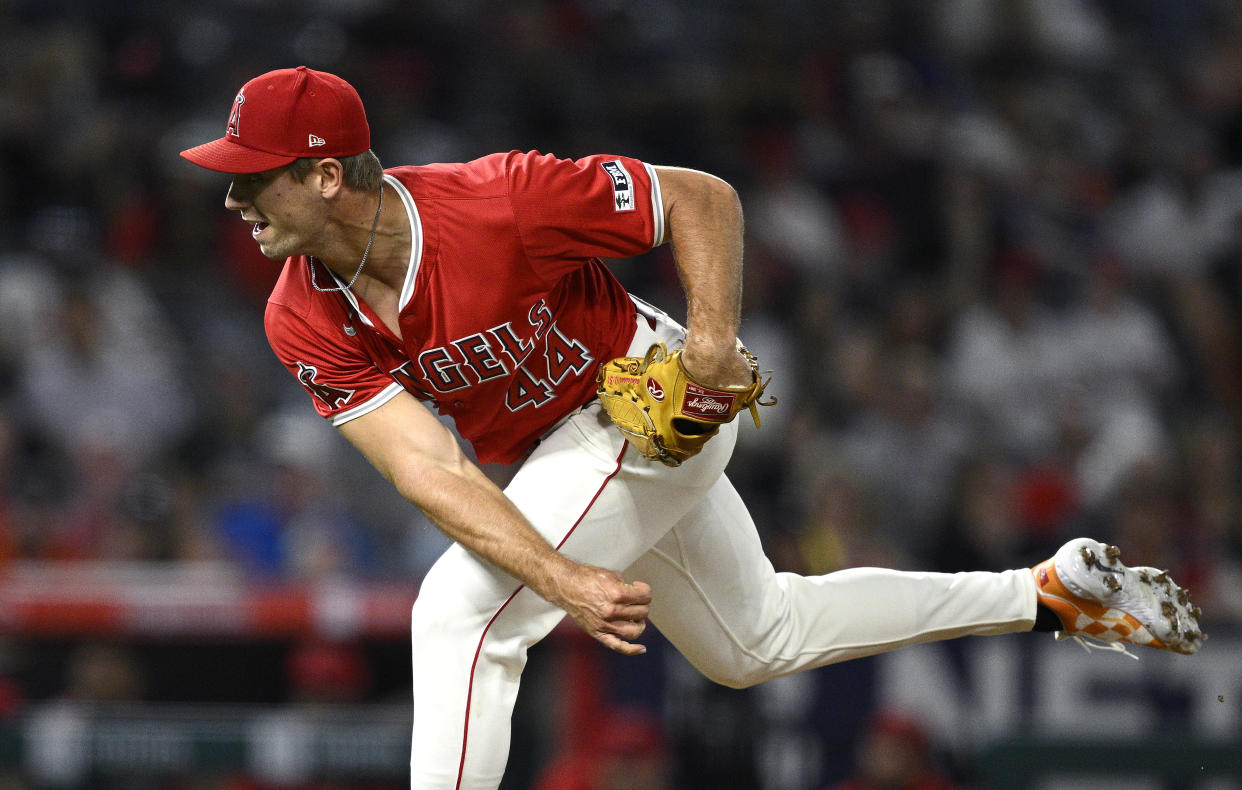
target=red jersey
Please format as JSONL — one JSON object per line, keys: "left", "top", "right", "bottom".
{"left": 264, "top": 151, "right": 665, "bottom": 464}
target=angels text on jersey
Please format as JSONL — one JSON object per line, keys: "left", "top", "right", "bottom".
{"left": 297, "top": 298, "right": 594, "bottom": 414}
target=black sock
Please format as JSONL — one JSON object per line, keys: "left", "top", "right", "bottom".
{"left": 1032, "top": 603, "right": 1064, "bottom": 633}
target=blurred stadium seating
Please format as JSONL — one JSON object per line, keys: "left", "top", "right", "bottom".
{"left": 1, "top": 1, "right": 1240, "bottom": 788}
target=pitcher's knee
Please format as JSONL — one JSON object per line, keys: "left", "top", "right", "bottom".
{"left": 409, "top": 604, "right": 433, "bottom": 652}
{"left": 410, "top": 594, "right": 461, "bottom": 649}
{"left": 694, "top": 654, "right": 778, "bottom": 690}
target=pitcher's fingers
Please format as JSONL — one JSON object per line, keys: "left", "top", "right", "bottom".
{"left": 596, "top": 632, "right": 647, "bottom": 656}
{"left": 619, "top": 579, "right": 653, "bottom": 603}
{"left": 611, "top": 602, "right": 651, "bottom": 622}
{"left": 607, "top": 617, "right": 647, "bottom": 641}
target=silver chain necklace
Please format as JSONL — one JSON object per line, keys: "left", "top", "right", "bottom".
{"left": 308, "top": 183, "right": 384, "bottom": 293}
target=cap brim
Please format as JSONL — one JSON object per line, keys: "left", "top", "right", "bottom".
{"left": 180, "top": 136, "right": 298, "bottom": 174}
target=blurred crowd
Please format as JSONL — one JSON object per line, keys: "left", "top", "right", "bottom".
{"left": 0, "top": 0, "right": 1240, "bottom": 663}
{"left": 2, "top": 1, "right": 1242, "bottom": 788}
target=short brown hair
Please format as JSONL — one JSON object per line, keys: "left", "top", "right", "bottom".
{"left": 287, "top": 150, "right": 384, "bottom": 191}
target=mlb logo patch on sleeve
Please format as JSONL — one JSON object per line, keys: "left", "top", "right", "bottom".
{"left": 601, "top": 160, "right": 636, "bottom": 211}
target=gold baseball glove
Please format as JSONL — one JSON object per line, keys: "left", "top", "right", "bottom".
{"left": 596, "top": 342, "right": 774, "bottom": 467}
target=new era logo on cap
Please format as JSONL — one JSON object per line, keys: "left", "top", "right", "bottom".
{"left": 180, "top": 66, "right": 371, "bottom": 173}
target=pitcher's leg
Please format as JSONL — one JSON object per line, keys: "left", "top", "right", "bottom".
{"left": 409, "top": 545, "right": 569, "bottom": 790}
{"left": 410, "top": 403, "right": 732, "bottom": 789}
{"left": 628, "top": 475, "right": 1037, "bottom": 688}
{"left": 407, "top": 422, "right": 634, "bottom": 790}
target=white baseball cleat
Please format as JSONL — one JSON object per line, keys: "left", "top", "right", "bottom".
{"left": 1031, "top": 538, "right": 1205, "bottom": 657}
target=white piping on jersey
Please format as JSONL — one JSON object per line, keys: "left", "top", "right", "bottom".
{"left": 644, "top": 163, "right": 666, "bottom": 246}
{"left": 328, "top": 173, "right": 423, "bottom": 326}
{"left": 330, "top": 381, "right": 405, "bottom": 427}
{"left": 388, "top": 173, "right": 423, "bottom": 311}
{"left": 327, "top": 168, "right": 653, "bottom": 428}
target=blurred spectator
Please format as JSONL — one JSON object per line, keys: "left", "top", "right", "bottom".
{"left": 534, "top": 707, "right": 674, "bottom": 790}
{"left": 0, "top": 407, "right": 16, "bottom": 566}
{"left": 0, "top": 2, "right": 1240, "bottom": 786}
{"left": 1054, "top": 257, "right": 1177, "bottom": 508}
{"left": 1104, "top": 124, "right": 1242, "bottom": 279}
{"left": 286, "top": 639, "right": 372, "bottom": 705}
{"left": 931, "top": 454, "right": 1028, "bottom": 573}
{"left": 15, "top": 243, "right": 193, "bottom": 469}
{"left": 788, "top": 460, "right": 907, "bottom": 574}
{"left": 745, "top": 129, "right": 848, "bottom": 280}
{"left": 832, "top": 344, "right": 972, "bottom": 556}
{"left": 943, "top": 249, "right": 1064, "bottom": 461}
{"left": 825, "top": 708, "right": 972, "bottom": 790}
{"left": 1178, "top": 411, "right": 1242, "bottom": 622}
{"left": 0, "top": 0, "right": 1235, "bottom": 593}
{"left": 216, "top": 777, "right": 397, "bottom": 790}
{"left": 61, "top": 642, "right": 145, "bottom": 703}
{"left": 0, "top": 642, "right": 23, "bottom": 718}
{"left": 210, "top": 407, "right": 379, "bottom": 579}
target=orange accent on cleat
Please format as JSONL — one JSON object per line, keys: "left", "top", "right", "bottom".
{"left": 1031, "top": 538, "right": 1205, "bottom": 656}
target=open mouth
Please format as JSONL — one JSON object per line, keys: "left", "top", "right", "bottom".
{"left": 252, "top": 221, "right": 270, "bottom": 238}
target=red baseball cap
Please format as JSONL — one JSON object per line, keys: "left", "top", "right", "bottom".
{"left": 180, "top": 66, "right": 371, "bottom": 174}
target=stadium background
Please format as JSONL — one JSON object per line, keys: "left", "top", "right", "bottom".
{"left": 0, "top": 0, "right": 1240, "bottom": 788}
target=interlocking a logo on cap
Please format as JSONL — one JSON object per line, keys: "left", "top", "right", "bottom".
{"left": 308, "top": 134, "right": 326, "bottom": 147}
{"left": 227, "top": 92, "right": 245, "bottom": 138}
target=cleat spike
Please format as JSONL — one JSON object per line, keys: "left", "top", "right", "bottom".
{"left": 1033, "top": 538, "right": 1206, "bottom": 657}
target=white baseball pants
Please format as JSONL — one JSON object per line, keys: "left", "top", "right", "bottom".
{"left": 408, "top": 307, "right": 1037, "bottom": 790}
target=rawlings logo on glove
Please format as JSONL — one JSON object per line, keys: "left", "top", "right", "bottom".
{"left": 596, "top": 342, "right": 775, "bottom": 467}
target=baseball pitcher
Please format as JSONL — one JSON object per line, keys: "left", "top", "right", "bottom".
{"left": 181, "top": 67, "right": 1203, "bottom": 790}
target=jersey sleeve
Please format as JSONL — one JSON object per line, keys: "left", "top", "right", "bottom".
{"left": 265, "top": 303, "right": 404, "bottom": 427}
{"left": 505, "top": 151, "right": 665, "bottom": 280}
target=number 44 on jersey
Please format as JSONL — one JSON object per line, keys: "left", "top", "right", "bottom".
{"left": 390, "top": 298, "right": 595, "bottom": 413}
